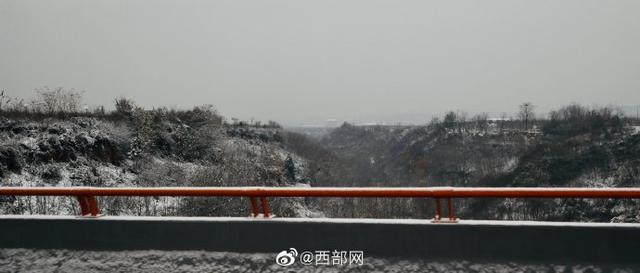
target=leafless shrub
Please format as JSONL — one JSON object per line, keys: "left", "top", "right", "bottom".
{"left": 543, "top": 104, "right": 624, "bottom": 137}
{"left": 0, "top": 91, "right": 27, "bottom": 113}
{"left": 114, "top": 97, "right": 136, "bottom": 117}
{"left": 267, "top": 120, "right": 282, "bottom": 128}
{"left": 31, "top": 87, "right": 84, "bottom": 114}
{"left": 471, "top": 113, "right": 489, "bottom": 132}
{"left": 518, "top": 102, "right": 535, "bottom": 130}
{"left": 173, "top": 105, "right": 223, "bottom": 128}
{"left": 128, "top": 108, "right": 155, "bottom": 157}
{"left": 0, "top": 90, "right": 11, "bottom": 112}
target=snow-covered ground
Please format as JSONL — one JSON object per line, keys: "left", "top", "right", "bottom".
{"left": 0, "top": 248, "right": 636, "bottom": 273}
{"left": 4, "top": 215, "right": 640, "bottom": 228}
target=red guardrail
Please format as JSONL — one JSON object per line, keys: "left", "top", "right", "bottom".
{"left": 1, "top": 187, "right": 640, "bottom": 221}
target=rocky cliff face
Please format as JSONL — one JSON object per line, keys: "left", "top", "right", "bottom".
{"left": 0, "top": 116, "right": 318, "bottom": 217}
{"left": 317, "top": 121, "right": 640, "bottom": 222}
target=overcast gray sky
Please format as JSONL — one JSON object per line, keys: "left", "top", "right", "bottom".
{"left": 1, "top": 0, "right": 639, "bottom": 125}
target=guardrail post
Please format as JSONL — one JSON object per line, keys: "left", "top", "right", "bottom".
{"left": 447, "top": 198, "right": 457, "bottom": 221}
{"left": 249, "top": 197, "right": 260, "bottom": 217}
{"left": 433, "top": 198, "right": 458, "bottom": 223}
{"left": 76, "top": 196, "right": 90, "bottom": 216}
{"left": 434, "top": 198, "right": 442, "bottom": 221}
{"left": 75, "top": 195, "right": 100, "bottom": 217}
{"left": 260, "top": 197, "right": 271, "bottom": 218}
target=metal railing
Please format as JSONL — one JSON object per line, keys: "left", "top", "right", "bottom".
{"left": 1, "top": 187, "right": 640, "bottom": 221}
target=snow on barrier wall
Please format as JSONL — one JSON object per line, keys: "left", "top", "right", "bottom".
{"left": 0, "top": 216, "right": 639, "bottom": 264}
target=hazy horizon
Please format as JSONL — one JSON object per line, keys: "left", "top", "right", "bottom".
{"left": 2, "top": 0, "right": 640, "bottom": 126}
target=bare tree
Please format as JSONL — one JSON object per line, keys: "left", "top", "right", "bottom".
{"left": 518, "top": 102, "right": 535, "bottom": 130}
{"left": 499, "top": 112, "right": 509, "bottom": 131}
{"left": 472, "top": 113, "right": 489, "bottom": 132}
{"left": 114, "top": 97, "right": 136, "bottom": 117}
{"left": 457, "top": 111, "right": 468, "bottom": 133}
{"left": 32, "top": 87, "right": 84, "bottom": 114}
{"left": 0, "top": 90, "right": 10, "bottom": 112}
{"left": 442, "top": 111, "right": 457, "bottom": 130}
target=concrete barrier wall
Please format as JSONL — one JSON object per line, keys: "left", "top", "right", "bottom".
{"left": 1, "top": 216, "right": 639, "bottom": 264}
